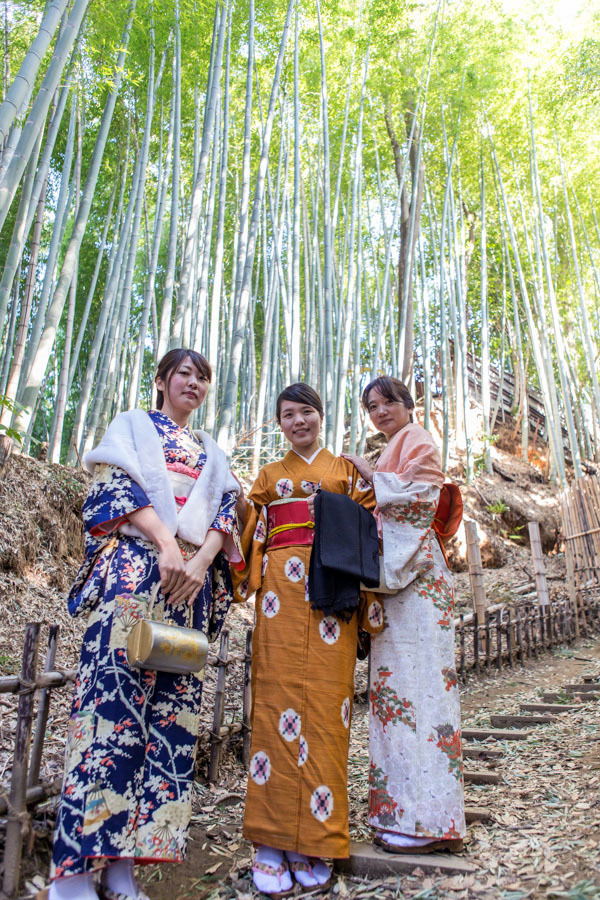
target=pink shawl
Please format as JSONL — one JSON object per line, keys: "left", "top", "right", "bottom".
{"left": 375, "top": 422, "right": 444, "bottom": 488}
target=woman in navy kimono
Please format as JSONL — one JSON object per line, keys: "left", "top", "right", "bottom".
{"left": 45, "top": 349, "right": 242, "bottom": 900}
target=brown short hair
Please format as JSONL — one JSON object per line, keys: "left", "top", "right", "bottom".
{"left": 362, "top": 376, "right": 414, "bottom": 420}
{"left": 276, "top": 383, "right": 324, "bottom": 422}
{"left": 155, "top": 349, "right": 211, "bottom": 410}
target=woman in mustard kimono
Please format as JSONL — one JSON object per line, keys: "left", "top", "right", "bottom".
{"left": 234, "top": 384, "right": 384, "bottom": 896}
{"left": 45, "top": 350, "right": 242, "bottom": 900}
{"left": 344, "top": 376, "right": 466, "bottom": 854}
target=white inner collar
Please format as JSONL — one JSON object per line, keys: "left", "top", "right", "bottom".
{"left": 292, "top": 447, "right": 323, "bottom": 465}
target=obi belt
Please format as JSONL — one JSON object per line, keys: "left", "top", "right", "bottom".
{"left": 266, "top": 498, "right": 315, "bottom": 550}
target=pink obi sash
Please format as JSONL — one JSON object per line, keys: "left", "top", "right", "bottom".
{"left": 266, "top": 498, "right": 315, "bottom": 550}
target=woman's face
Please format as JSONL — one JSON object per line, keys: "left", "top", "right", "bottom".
{"left": 156, "top": 357, "right": 209, "bottom": 424}
{"left": 366, "top": 388, "right": 412, "bottom": 438}
{"left": 278, "top": 400, "right": 322, "bottom": 454}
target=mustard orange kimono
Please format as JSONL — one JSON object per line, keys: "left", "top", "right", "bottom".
{"left": 234, "top": 449, "right": 384, "bottom": 858}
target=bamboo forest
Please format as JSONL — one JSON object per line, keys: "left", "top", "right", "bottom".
{"left": 1, "top": 0, "right": 599, "bottom": 483}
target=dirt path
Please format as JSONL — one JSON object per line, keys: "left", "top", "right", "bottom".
{"left": 130, "top": 636, "right": 600, "bottom": 900}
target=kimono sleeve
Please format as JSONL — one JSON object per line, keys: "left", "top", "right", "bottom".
{"left": 84, "top": 463, "right": 151, "bottom": 536}
{"left": 209, "top": 489, "right": 244, "bottom": 570}
{"left": 373, "top": 472, "right": 440, "bottom": 593}
{"left": 357, "top": 593, "right": 386, "bottom": 635}
{"left": 231, "top": 468, "right": 271, "bottom": 603}
{"left": 67, "top": 464, "right": 150, "bottom": 618}
{"left": 346, "top": 461, "right": 376, "bottom": 511}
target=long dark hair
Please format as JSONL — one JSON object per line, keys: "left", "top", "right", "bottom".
{"left": 361, "top": 376, "right": 414, "bottom": 422}
{"left": 155, "top": 349, "right": 211, "bottom": 410}
{"left": 276, "top": 383, "right": 324, "bottom": 422}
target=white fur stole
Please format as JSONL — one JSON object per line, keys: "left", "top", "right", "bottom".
{"left": 85, "top": 409, "right": 239, "bottom": 546}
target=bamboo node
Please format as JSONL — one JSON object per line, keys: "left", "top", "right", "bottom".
{"left": 0, "top": 792, "right": 31, "bottom": 831}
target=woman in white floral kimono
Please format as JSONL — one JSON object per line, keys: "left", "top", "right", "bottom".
{"left": 344, "top": 376, "right": 466, "bottom": 854}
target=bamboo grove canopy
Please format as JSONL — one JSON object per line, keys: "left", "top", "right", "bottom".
{"left": 0, "top": 0, "right": 599, "bottom": 483}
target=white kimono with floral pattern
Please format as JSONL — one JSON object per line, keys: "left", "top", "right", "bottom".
{"left": 368, "top": 426, "right": 466, "bottom": 840}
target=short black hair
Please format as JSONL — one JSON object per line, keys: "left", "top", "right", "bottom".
{"left": 155, "top": 349, "right": 211, "bottom": 410}
{"left": 276, "top": 383, "right": 324, "bottom": 422}
{"left": 362, "top": 376, "right": 414, "bottom": 421}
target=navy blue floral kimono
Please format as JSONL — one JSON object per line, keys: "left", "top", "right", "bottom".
{"left": 51, "top": 411, "right": 241, "bottom": 879}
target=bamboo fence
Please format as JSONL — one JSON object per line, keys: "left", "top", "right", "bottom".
{"left": 560, "top": 475, "right": 600, "bottom": 635}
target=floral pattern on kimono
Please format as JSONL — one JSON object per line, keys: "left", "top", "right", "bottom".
{"left": 369, "top": 472, "right": 466, "bottom": 840}
{"left": 51, "top": 410, "right": 240, "bottom": 879}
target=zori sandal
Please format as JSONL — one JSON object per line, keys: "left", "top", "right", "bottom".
{"left": 286, "top": 853, "right": 332, "bottom": 893}
{"left": 374, "top": 833, "right": 464, "bottom": 854}
{"left": 251, "top": 858, "right": 294, "bottom": 898}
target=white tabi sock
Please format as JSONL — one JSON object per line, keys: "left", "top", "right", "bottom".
{"left": 285, "top": 851, "right": 331, "bottom": 887}
{"left": 379, "top": 831, "right": 436, "bottom": 848}
{"left": 102, "top": 859, "right": 146, "bottom": 899}
{"left": 49, "top": 873, "right": 98, "bottom": 900}
{"left": 252, "top": 846, "right": 293, "bottom": 895}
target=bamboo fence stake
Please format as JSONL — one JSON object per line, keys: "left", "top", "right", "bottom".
{"left": 27, "top": 625, "right": 58, "bottom": 789}
{"left": 465, "top": 521, "right": 487, "bottom": 646}
{"left": 496, "top": 609, "right": 502, "bottom": 671}
{"left": 506, "top": 609, "right": 514, "bottom": 668}
{"left": 459, "top": 614, "right": 465, "bottom": 680}
{"left": 3, "top": 622, "right": 40, "bottom": 898}
{"left": 242, "top": 627, "right": 252, "bottom": 768}
{"left": 485, "top": 609, "right": 491, "bottom": 675}
{"left": 208, "top": 630, "right": 229, "bottom": 784}
{"left": 528, "top": 521, "right": 550, "bottom": 607}
{"left": 562, "top": 493, "right": 581, "bottom": 637}
{"left": 516, "top": 607, "right": 524, "bottom": 666}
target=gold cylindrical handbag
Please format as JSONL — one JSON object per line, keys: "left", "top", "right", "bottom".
{"left": 126, "top": 582, "right": 209, "bottom": 675}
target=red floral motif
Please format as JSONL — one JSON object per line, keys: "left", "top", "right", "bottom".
{"left": 383, "top": 498, "right": 437, "bottom": 527}
{"left": 442, "top": 819, "right": 462, "bottom": 839}
{"left": 442, "top": 667, "right": 458, "bottom": 691}
{"left": 432, "top": 723, "right": 463, "bottom": 781}
{"left": 418, "top": 571, "right": 454, "bottom": 630}
{"left": 370, "top": 667, "right": 416, "bottom": 732}
{"left": 368, "top": 762, "right": 402, "bottom": 826}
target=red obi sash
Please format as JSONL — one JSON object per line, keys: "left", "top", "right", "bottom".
{"left": 266, "top": 498, "right": 315, "bottom": 550}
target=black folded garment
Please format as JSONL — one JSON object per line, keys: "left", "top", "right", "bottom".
{"left": 308, "top": 489, "right": 380, "bottom": 622}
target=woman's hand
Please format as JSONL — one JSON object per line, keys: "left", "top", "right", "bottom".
{"left": 306, "top": 492, "right": 316, "bottom": 517}
{"left": 167, "top": 550, "right": 211, "bottom": 608}
{"left": 157, "top": 539, "right": 187, "bottom": 596}
{"left": 341, "top": 453, "right": 374, "bottom": 484}
{"left": 167, "top": 529, "right": 228, "bottom": 608}
{"left": 127, "top": 506, "right": 187, "bottom": 595}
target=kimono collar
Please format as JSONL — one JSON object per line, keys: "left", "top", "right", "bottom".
{"left": 292, "top": 446, "right": 324, "bottom": 465}
{"left": 281, "top": 447, "right": 335, "bottom": 479}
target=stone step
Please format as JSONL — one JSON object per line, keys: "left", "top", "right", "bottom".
{"left": 542, "top": 692, "right": 597, "bottom": 703}
{"left": 465, "top": 805, "right": 493, "bottom": 823}
{"left": 463, "top": 746, "right": 503, "bottom": 761}
{"left": 490, "top": 714, "right": 555, "bottom": 727}
{"left": 462, "top": 727, "right": 532, "bottom": 741}
{"left": 464, "top": 769, "right": 501, "bottom": 785}
{"left": 336, "top": 841, "right": 478, "bottom": 877}
{"left": 564, "top": 683, "right": 600, "bottom": 693}
{"left": 520, "top": 702, "right": 580, "bottom": 713}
